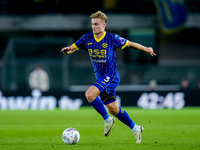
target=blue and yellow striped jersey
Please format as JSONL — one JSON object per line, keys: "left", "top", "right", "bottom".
{"left": 73, "top": 31, "right": 129, "bottom": 80}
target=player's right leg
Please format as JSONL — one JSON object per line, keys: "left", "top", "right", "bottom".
{"left": 86, "top": 76, "right": 119, "bottom": 136}
{"left": 85, "top": 86, "right": 113, "bottom": 128}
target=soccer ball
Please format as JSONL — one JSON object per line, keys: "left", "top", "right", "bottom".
{"left": 62, "top": 128, "right": 80, "bottom": 145}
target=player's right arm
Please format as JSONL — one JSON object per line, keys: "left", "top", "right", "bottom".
{"left": 61, "top": 34, "right": 86, "bottom": 55}
{"left": 60, "top": 45, "right": 77, "bottom": 55}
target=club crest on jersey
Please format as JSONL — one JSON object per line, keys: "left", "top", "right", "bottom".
{"left": 102, "top": 43, "right": 108, "bottom": 48}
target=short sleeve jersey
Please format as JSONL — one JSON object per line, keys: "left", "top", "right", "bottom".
{"left": 73, "top": 31, "right": 129, "bottom": 80}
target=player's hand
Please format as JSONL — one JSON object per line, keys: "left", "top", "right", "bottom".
{"left": 146, "top": 47, "right": 156, "bottom": 57}
{"left": 60, "top": 47, "right": 71, "bottom": 55}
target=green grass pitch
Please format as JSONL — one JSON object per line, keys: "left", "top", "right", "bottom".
{"left": 0, "top": 107, "right": 200, "bottom": 150}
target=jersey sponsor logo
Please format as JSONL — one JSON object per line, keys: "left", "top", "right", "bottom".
{"left": 91, "top": 59, "right": 106, "bottom": 63}
{"left": 87, "top": 43, "right": 93, "bottom": 45}
{"left": 88, "top": 49, "right": 107, "bottom": 58}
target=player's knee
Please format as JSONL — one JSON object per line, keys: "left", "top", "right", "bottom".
{"left": 85, "top": 91, "right": 96, "bottom": 102}
{"left": 108, "top": 106, "right": 119, "bottom": 115}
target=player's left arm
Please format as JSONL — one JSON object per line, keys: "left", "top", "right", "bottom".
{"left": 127, "top": 41, "right": 156, "bottom": 57}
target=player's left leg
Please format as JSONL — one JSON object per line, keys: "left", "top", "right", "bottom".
{"left": 106, "top": 101, "right": 144, "bottom": 143}
{"left": 105, "top": 101, "right": 135, "bottom": 130}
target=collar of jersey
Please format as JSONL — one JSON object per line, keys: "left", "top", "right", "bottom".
{"left": 93, "top": 31, "right": 106, "bottom": 42}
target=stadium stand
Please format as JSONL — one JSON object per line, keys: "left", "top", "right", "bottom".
{"left": 0, "top": 0, "right": 200, "bottom": 91}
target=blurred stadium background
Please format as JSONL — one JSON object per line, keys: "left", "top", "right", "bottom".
{"left": 0, "top": 0, "right": 200, "bottom": 108}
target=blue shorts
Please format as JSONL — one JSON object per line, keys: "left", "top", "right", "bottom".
{"left": 93, "top": 76, "right": 120, "bottom": 105}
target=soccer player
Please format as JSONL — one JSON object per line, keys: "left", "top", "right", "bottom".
{"left": 61, "top": 11, "right": 156, "bottom": 143}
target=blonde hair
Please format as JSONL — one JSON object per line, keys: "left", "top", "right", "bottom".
{"left": 90, "top": 11, "right": 107, "bottom": 23}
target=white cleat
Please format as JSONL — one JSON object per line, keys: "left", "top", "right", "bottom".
{"left": 134, "top": 126, "right": 144, "bottom": 143}
{"left": 104, "top": 117, "right": 116, "bottom": 137}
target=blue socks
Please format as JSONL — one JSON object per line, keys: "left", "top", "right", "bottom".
{"left": 90, "top": 98, "right": 136, "bottom": 130}
{"left": 115, "top": 107, "right": 135, "bottom": 129}
{"left": 89, "top": 97, "right": 109, "bottom": 120}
